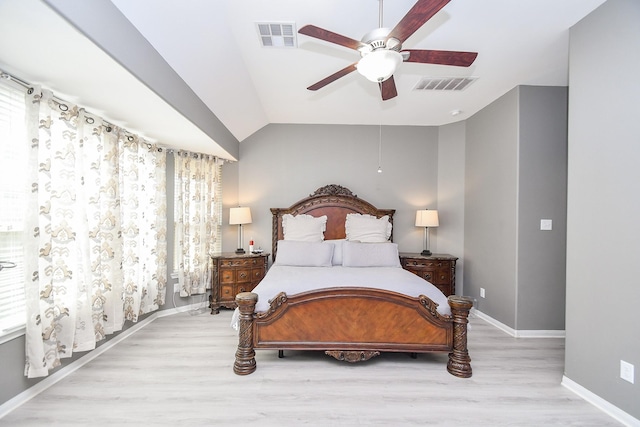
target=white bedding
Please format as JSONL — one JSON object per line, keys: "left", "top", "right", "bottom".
{"left": 231, "top": 265, "right": 451, "bottom": 330}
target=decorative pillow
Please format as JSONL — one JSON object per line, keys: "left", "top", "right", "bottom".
{"left": 325, "top": 239, "right": 346, "bottom": 266}
{"left": 274, "top": 240, "right": 333, "bottom": 267}
{"left": 282, "top": 213, "right": 327, "bottom": 242}
{"left": 342, "top": 241, "right": 401, "bottom": 268}
{"left": 345, "top": 213, "right": 392, "bottom": 243}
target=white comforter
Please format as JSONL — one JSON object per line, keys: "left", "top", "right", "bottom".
{"left": 231, "top": 265, "right": 451, "bottom": 330}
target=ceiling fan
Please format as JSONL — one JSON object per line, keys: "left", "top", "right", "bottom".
{"left": 298, "top": 0, "right": 478, "bottom": 101}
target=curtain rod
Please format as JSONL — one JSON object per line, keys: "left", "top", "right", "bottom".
{"left": 0, "top": 68, "right": 158, "bottom": 150}
{"left": 0, "top": 70, "right": 34, "bottom": 94}
{"left": 0, "top": 68, "right": 144, "bottom": 145}
{"left": 0, "top": 68, "right": 224, "bottom": 160}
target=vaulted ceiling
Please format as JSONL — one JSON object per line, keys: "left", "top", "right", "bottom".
{"left": 0, "top": 0, "right": 607, "bottom": 158}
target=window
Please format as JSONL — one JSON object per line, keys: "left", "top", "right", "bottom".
{"left": 0, "top": 81, "right": 28, "bottom": 341}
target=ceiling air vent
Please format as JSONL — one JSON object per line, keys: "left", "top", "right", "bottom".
{"left": 256, "top": 22, "right": 297, "bottom": 48}
{"left": 413, "top": 77, "right": 477, "bottom": 91}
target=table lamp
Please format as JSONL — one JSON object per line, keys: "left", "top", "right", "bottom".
{"left": 230, "top": 207, "right": 252, "bottom": 254}
{"left": 415, "top": 209, "right": 439, "bottom": 256}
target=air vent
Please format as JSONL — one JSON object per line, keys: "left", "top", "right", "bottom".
{"left": 413, "top": 77, "right": 477, "bottom": 91}
{"left": 256, "top": 22, "right": 297, "bottom": 48}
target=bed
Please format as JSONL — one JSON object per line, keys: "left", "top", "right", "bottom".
{"left": 233, "top": 184, "right": 473, "bottom": 378}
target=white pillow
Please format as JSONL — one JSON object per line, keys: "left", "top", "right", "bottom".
{"left": 345, "top": 213, "right": 392, "bottom": 243}
{"left": 325, "top": 239, "right": 346, "bottom": 265}
{"left": 342, "top": 241, "right": 401, "bottom": 268}
{"left": 275, "top": 240, "right": 333, "bottom": 267}
{"left": 282, "top": 213, "right": 327, "bottom": 242}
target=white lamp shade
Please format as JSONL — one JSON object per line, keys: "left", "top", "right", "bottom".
{"left": 415, "top": 209, "right": 439, "bottom": 227}
{"left": 356, "top": 50, "right": 403, "bottom": 83}
{"left": 229, "top": 207, "right": 252, "bottom": 225}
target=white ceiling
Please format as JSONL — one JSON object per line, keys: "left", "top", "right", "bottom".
{"left": 1, "top": 0, "right": 607, "bottom": 154}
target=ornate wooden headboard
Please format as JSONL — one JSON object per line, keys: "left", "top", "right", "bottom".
{"left": 271, "top": 184, "right": 395, "bottom": 261}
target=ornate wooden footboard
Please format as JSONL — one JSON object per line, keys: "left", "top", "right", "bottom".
{"left": 234, "top": 288, "right": 473, "bottom": 378}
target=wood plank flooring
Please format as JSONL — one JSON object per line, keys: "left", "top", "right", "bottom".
{"left": 0, "top": 310, "right": 621, "bottom": 426}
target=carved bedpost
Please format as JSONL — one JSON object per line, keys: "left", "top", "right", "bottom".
{"left": 234, "top": 292, "right": 258, "bottom": 375}
{"left": 446, "top": 295, "right": 473, "bottom": 378}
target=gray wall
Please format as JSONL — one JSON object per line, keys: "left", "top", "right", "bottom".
{"left": 566, "top": 0, "right": 640, "bottom": 418}
{"left": 464, "top": 88, "right": 520, "bottom": 324}
{"left": 463, "top": 86, "right": 568, "bottom": 330}
{"left": 517, "top": 86, "right": 567, "bottom": 330}
{"left": 222, "top": 123, "right": 442, "bottom": 256}
{"left": 437, "top": 122, "right": 467, "bottom": 293}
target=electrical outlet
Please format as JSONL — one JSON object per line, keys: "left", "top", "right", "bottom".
{"left": 540, "top": 219, "right": 553, "bottom": 230}
{"left": 620, "top": 360, "right": 634, "bottom": 384}
{"left": 173, "top": 283, "right": 180, "bottom": 294}
{"left": 480, "top": 288, "right": 485, "bottom": 298}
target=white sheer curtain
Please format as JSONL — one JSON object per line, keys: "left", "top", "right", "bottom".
{"left": 174, "top": 151, "right": 222, "bottom": 296}
{"left": 23, "top": 89, "right": 167, "bottom": 378}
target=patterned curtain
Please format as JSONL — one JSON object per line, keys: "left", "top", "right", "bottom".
{"left": 174, "top": 151, "right": 222, "bottom": 296}
{"left": 23, "top": 89, "right": 167, "bottom": 378}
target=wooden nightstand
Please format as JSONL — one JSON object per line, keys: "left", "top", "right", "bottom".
{"left": 209, "top": 252, "right": 269, "bottom": 314}
{"left": 399, "top": 253, "right": 458, "bottom": 296}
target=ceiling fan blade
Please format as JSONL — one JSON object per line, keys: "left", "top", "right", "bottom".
{"left": 388, "top": 0, "right": 451, "bottom": 43}
{"left": 402, "top": 49, "right": 478, "bottom": 67}
{"left": 380, "top": 76, "right": 398, "bottom": 101}
{"left": 307, "top": 63, "right": 358, "bottom": 91}
{"left": 298, "top": 25, "right": 366, "bottom": 51}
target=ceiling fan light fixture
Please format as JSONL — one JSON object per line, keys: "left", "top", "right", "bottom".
{"left": 356, "top": 50, "right": 402, "bottom": 83}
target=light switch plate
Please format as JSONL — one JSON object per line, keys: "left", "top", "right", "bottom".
{"left": 621, "top": 360, "right": 634, "bottom": 384}
{"left": 540, "top": 219, "right": 553, "bottom": 230}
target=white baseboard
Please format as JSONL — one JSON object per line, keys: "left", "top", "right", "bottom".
{"left": 471, "top": 308, "right": 565, "bottom": 338}
{"left": 0, "top": 302, "right": 204, "bottom": 419}
{"left": 562, "top": 376, "right": 639, "bottom": 427}
{"left": 472, "top": 309, "right": 636, "bottom": 425}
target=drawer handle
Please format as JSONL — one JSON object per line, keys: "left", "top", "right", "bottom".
{"left": 239, "top": 272, "right": 247, "bottom": 279}
{"left": 239, "top": 287, "right": 245, "bottom": 293}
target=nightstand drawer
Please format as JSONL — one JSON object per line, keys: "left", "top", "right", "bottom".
{"left": 251, "top": 268, "right": 264, "bottom": 282}
{"left": 415, "top": 270, "right": 435, "bottom": 282}
{"left": 235, "top": 268, "right": 251, "bottom": 284}
{"left": 399, "top": 253, "right": 458, "bottom": 297}
{"left": 433, "top": 268, "right": 450, "bottom": 285}
{"left": 402, "top": 259, "right": 438, "bottom": 269}
{"left": 220, "top": 284, "right": 234, "bottom": 300}
{"left": 235, "top": 284, "right": 251, "bottom": 295}
{"left": 221, "top": 258, "right": 259, "bottom": 268}
{"left": 220, "top": 269, "right": 235, "bottom": 284}
{"left": 220, "top": 267, "right": 255, "bottom": 284}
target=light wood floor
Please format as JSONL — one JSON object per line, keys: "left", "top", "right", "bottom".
{"left": 0, "top": 310, "right": 621, "bottom": 426}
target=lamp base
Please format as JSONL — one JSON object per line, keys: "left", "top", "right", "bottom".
{"left": 235, "top": 248, "right": 246, "bottom": 254}
{"left": 421, "top": 250, "right": 432, "bottom": 256}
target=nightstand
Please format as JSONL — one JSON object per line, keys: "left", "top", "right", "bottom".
{"left": 399, "top": 253, "right": 458, "bottom": 296}
{"left": 209, "top": 252, "right": 269, "bottom": 314}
